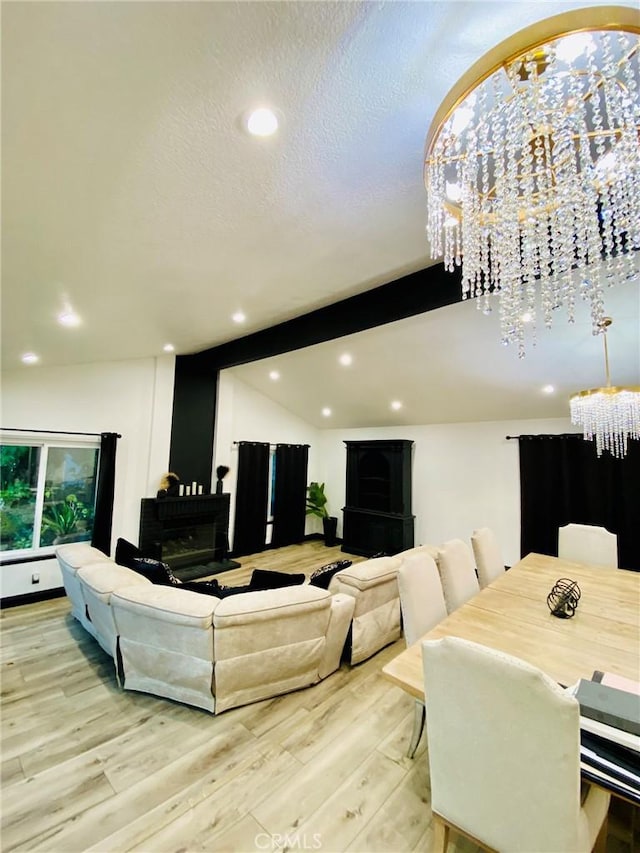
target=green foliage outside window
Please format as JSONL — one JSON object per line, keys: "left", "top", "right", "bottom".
{"left": 0, "top": 445, "right": 40, "bottom": 550}
{"left": 0, "top": 442, "right": 98, "bottom": 552}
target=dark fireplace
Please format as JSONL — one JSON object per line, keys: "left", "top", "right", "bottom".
{"left": 139, "top": 494, "right": 232, "bottom": 570}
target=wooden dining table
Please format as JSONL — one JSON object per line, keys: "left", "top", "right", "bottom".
{"left": 382, "top": 552, "right": 640, "bottom": 701}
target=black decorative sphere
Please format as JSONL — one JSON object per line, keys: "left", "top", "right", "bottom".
{"left": 547, "top": 578, "right": 581, "bottom": 619}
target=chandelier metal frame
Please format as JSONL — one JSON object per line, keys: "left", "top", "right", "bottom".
{"left": 424, "top": 6, "right": 640, "bottom": 358}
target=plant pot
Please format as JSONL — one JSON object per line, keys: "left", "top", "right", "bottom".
{"left": 322, "top": 516, "right": 338, "bottom": 547}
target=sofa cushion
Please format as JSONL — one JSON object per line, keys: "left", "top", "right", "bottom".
{"left": 78, "top": 562, "right": 152, "bottom": 596}
{"left": 309, "top": 560, "right": 352, "bottom": 589}
{"left": 249, "top": 569, "right": 306, "bottom": 590}
{"left": 112, "top": 584, "right": 218, "bottom": 628}
{"left": 214, "top": 584, "right": 331, "bottom": 627}
{"left": 55, "top": 542, "right": 111, "bottom": 572}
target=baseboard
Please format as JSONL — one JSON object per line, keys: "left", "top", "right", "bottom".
{"left": 303, "top": 534, "right": 343, "bottom": 545}
{"left": 1, "top": 587, "right": 66, "bottom": 609}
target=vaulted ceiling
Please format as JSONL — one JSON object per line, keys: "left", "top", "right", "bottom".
{"left": 2, "top": 1, "right": 638, "bottom": 426}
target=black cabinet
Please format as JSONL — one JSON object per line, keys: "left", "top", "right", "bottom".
{"left": 342, "top": 440, "right": 414, "bottom": 557}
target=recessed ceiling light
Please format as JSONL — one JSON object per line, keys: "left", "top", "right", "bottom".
{"left": 22, "top": 352, "right": 39, "bottom": 365}
{"left": 163, "top": 343, "right": 175, "bottom": 353}
{"left": 269, "top": 370, "right": 280, "bottom": 381}
{"left": 322, "top": 407, "right": 332, "bottom": 417}
{"left": 542, "top": 384, "right": 555, "bottom": 394}
{"left": 246, "top": 108, "right": 278, "bottom": 137}
{"left": 232, "top": 311, "right": 246, "bottom": 324}
{"left": 391, "top": 400, "right": 403, "bottom": 411}
{"left": 57, "top": 309, "right": 81, "bottom": 327}
{"left": 339, "top": 353, "right": 353, "bottom": 367}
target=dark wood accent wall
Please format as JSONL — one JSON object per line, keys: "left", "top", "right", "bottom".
{"left": 168, "top": 355, "right": 218, "bottom": 489}
{"left": 168, "top": 263, "right": 462, "bottom": 487}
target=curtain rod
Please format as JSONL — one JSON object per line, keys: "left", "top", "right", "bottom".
{"left": 506, "top": 433, "right": 581, "bottom": 440}
{"left": 232, "top": 441, "right": 310, "bottom": 448}
{"left": 1, "top": 427, "right": 122, "bottom": 438}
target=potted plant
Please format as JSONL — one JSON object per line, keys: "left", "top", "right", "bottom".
{"left": 306, "top": 481, "right": 338, "bottom": 547}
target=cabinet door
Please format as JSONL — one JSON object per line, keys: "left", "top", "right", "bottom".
{"left": 345, "top": 441, "right": 412, "bottom": 515}
{"left": 342, "top": 509, "right": 414, "bottom": 557}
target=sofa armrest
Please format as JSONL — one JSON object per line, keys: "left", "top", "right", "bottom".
{"left": 318, "top": 593, "right": 356, "bottom": 679}
{"left": 329, "top": 555, "right": 402, "bottom": 593}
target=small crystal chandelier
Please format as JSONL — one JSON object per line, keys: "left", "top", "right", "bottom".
{"left": 570, "top": 317, "right": 640, "bottom": 458}
{"left": 425, "top": 9, "right": 640, "bottom": 357}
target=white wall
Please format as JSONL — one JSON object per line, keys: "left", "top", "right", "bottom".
{"left": 318, "top": 418, "right": 577, "bottom": 568}
{"left": 1, "top": 356, "right": 175, "bottom": 598}
{"left": 1, "top": 354, "right": 579, "bottom": 597}
{"left": 214, "top": 372, "right": 322, "bottom": 546}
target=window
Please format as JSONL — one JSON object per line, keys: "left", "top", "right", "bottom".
{"left": 0, "top": 437, "right": 99, "bottom": 555}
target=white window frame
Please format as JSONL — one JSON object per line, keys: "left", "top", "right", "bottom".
{"left": 0, "top": 431, "right": 100, "bottom": 560}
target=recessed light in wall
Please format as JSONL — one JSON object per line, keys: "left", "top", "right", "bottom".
{"left": 57, "top": 309, "right": 81, "bottom": 327}
{"left": 269, "top": 370, "right": 280, "bottom": 381}
{"left": 22, "top": 352, "right": 39, "bottom": 365}
{"left": 232, "top": 311, "right": 246, "bottom": 324}
{"left": 322, "top": 407, "right": 332, "bottom": 417}
{"left": 163, "top": 343, "right": 175, "bottom": 353}
{"left": 391, "top": 400, "right": 403, "bottom": 411}
{"left": 339, "top": 353, "right": 353, "bottom": 367}
{"left": 542, "top": 384, "right": 555, "bottom": 394}
{"left": 246, "top": 107, "right": 279, "bottom": 137}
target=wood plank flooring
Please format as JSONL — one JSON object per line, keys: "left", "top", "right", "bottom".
{"left": 1, "top": 542, "right": 637, "bottom": 852}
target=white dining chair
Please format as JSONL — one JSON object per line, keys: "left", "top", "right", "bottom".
{"left": 558, "top": 523, "right": 618, "bottom": 569}
{"left": 471, "top": 526, "right": 505, "bottom": 588}
{"left": 436, "top": 539, "right": 479, "bottom": 614}
{"left": 422, "top": 636, "right": 610, "bottom": 853}
{"left": 398, "top": 550, "right": 448, "bottom": 757}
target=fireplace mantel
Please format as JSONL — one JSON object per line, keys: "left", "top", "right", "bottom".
{"left": 155, "top": 494, "right": 225, "bottom": 521}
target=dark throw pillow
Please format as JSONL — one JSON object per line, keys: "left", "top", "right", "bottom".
{"left": 217, "top": 583, "right": 254, "bottom": 597}
{"left": 180, "top": 579, "right": 223, "bottom": 597}
{"left": 115, "top": 537, "right": 143, "bottom": 568}
{"left": 129, "top": 556, "right": 182, "bottom": 587}
{"left": 309, "top": 560, "right": 352, "bottom": 589}
{"left": 249, "top": 569, "right": 306, "bottom": 590}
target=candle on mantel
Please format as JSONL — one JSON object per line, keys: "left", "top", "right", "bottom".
{"left": 198, "top": 485, "right": 203, "bottom": 495}
{"left": 185, "top": 486, "right": 191, "bottom": 496}
{"left": 192, "top": 481, "right": 197, "bottom": 495}
{"left": 179, "top": 484, "right": 185, "bottom": 496}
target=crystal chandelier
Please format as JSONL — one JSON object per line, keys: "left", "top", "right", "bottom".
{"left": 570, "top": 317, "right": 640, "bottom": 458}
{"left": 425, "top": 8, "right": 640, "bottom": 358}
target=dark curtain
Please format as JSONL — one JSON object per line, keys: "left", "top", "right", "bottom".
{"left": 271, "top": 444, "right": 309, "bottom": 548}
{"left": 518, "top": 434, "right": 640, "bottom": 570}
{"left": 91, "top": 432, "right": 119, "bottom": 556}
{"left": 232, "top": 442, "right": 270, "bottom": 557}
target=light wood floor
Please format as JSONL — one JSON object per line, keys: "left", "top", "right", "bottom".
{"left": 1, "top": 542, "right": 637, "bottom": 853}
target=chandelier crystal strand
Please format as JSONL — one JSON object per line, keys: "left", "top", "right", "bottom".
{"left": 425, "top": 20, "right": 640, "bottom": 356}
{"left": 569, "top": 318, "right": 640, "bottom": 458}
{"left": 570, "top": 389, "right": 640, "bottom": 457}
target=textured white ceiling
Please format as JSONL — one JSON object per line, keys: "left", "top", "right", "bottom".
{"left": 2, "top": 1, "right": 639, "bottom": 425}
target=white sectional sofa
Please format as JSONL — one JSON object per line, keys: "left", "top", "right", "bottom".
{"left": 56, "top": 542, "right": 438, "bottom": 712}
{"left": 56, "top": 542, "right": 355, "bottom": 713}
